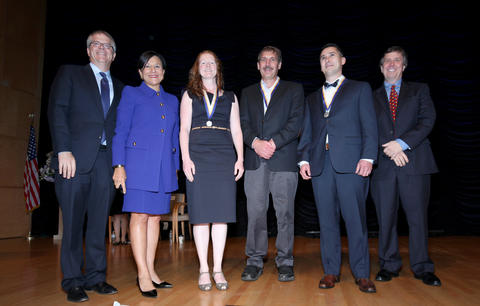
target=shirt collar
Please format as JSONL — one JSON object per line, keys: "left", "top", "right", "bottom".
{"left": 384, "top": 79, "right": 402, "bottom": 91}
{"left": 261, "top": 77, "right": 280, "bottom": 91}
{"left": 89, "top": 62, "right": 111, "bottom": 78}
{"left": 140, "top": 81, "right": 164, "bottom": 97}
{"left": 323, "top": 75, "right": 345, "bottom": 90}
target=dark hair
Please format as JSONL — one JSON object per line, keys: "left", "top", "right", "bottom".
{"left": 86, "top": 30, "right": 116, "bottom": 52}
{"left": 320, "top": 43, "right": 344, "bottom": 57}
{"left": 257, "top": 46, "right": 282, "bottom": 63}
{"left": 187, "top": 50, "right": 224, "bottom": 97}
{"left": 380, "top": 46, "right": 408, "bottom": 67}
{"left": 137, "top": 51, "right": 167, "bottom": 70}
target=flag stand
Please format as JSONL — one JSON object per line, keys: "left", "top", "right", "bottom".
{"left": 25, "top": 113, "right": 37, "bottom": 241}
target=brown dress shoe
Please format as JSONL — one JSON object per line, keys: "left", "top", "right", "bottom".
{"left": 355, "top": 278, "right": 376, "bottom": 293}
{"left": 318, "top": 275, "right": 340, "bottom": 289}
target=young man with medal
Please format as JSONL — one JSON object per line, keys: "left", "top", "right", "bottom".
{"left": 240, "top": 46, "right": 304, "bottom": 282}
{"left": 371, "top": 46, "right": 440, "bottom": 287}
{"left": 297, "top": 43, "right": 378, "bottom": 293}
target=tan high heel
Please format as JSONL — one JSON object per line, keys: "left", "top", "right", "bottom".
{"left": 198, "top": 272, "right": 212, "bottom": 291}
{"left": 212, "top": 271, "right": 228, "bottom": 290}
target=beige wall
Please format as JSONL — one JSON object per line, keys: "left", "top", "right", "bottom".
{"left": 0, "top": 0, "right": 46, "bottom": 238}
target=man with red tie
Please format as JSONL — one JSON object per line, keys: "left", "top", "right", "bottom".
{"left": 371, "top": 46, "right": 441, "bottom": 287}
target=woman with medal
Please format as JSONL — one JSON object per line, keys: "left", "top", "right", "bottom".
{"left": 112, "top": 51, "right": 178, "bottom": 298}
{"left": 180, "top": 50, "right": 244, "bottom": 291}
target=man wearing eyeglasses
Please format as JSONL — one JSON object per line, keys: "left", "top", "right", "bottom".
{"left": 48, "top": 30, "right": 124, "bottom": 303}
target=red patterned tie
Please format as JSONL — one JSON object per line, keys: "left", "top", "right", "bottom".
{"left": 389, "top": 85, "right": 398, "bottom": 121}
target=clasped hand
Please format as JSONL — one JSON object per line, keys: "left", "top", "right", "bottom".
{"left": 253, "top": 139, "right": 276, "bottom": 159}
{"left": 382, "top": 141, "right": 409, "bottom": 167}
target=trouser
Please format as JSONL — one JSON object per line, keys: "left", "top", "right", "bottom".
{"left": 55, "top": 149, "right": 114, "bottom": 290}
{"left": 244, "top": 162, "right": 298, "bottom": 268}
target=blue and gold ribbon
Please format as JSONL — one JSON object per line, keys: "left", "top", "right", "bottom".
{"left": 203, "top": 89, "right": 218, "bottom": 120}
{"left": 260, "top": 78, "right": 280, "bottom": 110}
{"left": 321, "top": 78, "right": 346, "bottom": 116}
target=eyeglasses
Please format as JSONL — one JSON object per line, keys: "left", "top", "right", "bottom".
{"left": 90, "top": 41, "right": 114, "bottom": 51}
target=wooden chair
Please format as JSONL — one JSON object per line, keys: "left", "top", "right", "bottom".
{"left": 160, "top": 193, "right": 191, "bottom": 244}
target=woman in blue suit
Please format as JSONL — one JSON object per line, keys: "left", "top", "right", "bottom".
{"left": 112, "top": 51, "right": 179, "bottom": 298}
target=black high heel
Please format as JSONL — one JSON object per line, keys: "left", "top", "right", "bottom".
{"left": 152, "top": 280, "right": 173, "bottom": 288}
{"left": 136, "top": 277, "right": 157, "bottom": 298}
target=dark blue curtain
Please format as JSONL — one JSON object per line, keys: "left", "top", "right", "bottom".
{"left": 33, "top": 2, "right": 478, "bottom": 236}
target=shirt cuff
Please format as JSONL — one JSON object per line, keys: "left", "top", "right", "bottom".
{"left": 360, "top": 159, "right": 374, "bottom": 164}
{"left": 251, "top": 137, "right": 259, "bottom": 149}
{"left": 395, "top": 138, "right": 410, "bottom": 151}
{"left": 298, "top": 161, "right": 309, "bottom": 167}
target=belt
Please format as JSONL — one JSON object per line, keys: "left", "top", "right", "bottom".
{"left": 99, "top": 144, "right": 107, "bottom": 151}
{"left": 191, "top": 126, "right": 230, "bottom": 132}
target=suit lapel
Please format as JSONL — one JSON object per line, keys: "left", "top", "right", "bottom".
{"left": 314, "top": 90, "right": 324, "bottom": 118}
{"left": 264, "top": 80, "right": 283, "bottom": 116}
{"left": 108, "top": 76, "right": 122, "bottom": 117}
{"left": 396, "top": 81, "right": 410, "bottom": 121}
{"left": 376, "top": 86, "right": 394, "bottom": 126}
{"left": 253, "top": 82, "right": 265, "bottom": 116}
{"left": 326, "top": 78, "right": 348, "bottom": 116}
{"left": 83, "top": 65, "right": 104, "bottom": 117}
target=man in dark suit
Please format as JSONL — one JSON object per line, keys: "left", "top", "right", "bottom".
{"left": 298, "top": 43, "right": 378, "bottom": 293}
{"left": 48, "top": 30, "right": 124, "bottom": 302}
{"left": 371, "top": 46, "right": 441, "bottom": 286}
{"left": 240, "top": 46, "right": 304, "bottom": 282}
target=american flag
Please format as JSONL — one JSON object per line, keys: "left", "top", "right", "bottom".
{"left": 24, "top": 125, "right": 40, "bottom": 211}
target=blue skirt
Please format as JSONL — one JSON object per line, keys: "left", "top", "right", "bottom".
{"left": 122, "top": 188, "right": 170, "bottom": 215}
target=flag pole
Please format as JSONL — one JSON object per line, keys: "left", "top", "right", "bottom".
{"left": 26, "top": 113, "right": 35, "bottom": 241}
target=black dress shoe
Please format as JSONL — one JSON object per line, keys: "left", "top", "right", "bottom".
{"left": 277, "top": 265, "right": 295, "bottom": 282}
{"left": 137, "top": 277, "right": 157, "bottom": 298}
{"left": 84, "top": 281, "right": 118, "bottom": 295}
{"left": 241, "top": 265, "right": 263, "bottom": 281}
{"left": 152, "top": 280, "right": 173, "bottom": 288}
{"left": 67, "top": 286, "right": 89, "bottom": 303}
{"left": 375, "top": 269, "right": 399, "bottom": 282}
{"left": 414, "top": 272, "right": 441, "bottom": 286}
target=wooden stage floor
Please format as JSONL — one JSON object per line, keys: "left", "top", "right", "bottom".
{"left": 0, "top": 235, "right": 479, "bottom": 305}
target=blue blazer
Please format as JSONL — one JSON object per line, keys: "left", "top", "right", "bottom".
{"left": 112, "top": 82, "right": 179, "bottom": 192}
{"left": 298, "top": 79, "right": 378, "bottom": 175}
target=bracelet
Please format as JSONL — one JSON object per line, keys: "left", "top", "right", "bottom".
{"left": 113, "top": 164, "right": 124, "bottom": 168}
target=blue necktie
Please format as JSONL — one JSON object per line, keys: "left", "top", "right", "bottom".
{"left": 99, "top": 72, "right": 110, "bottom": 117}
{"left": 99, "top": 72, "right": 110, "bottom": 144}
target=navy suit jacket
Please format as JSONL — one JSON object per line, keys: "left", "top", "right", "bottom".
{"left": 112, "top": 83, "right": 179, "bottom": 193}
{"left": 372, "top": 81, "right": 438, "bottom": 179}
{"left": 240, "top": 80, "right": 304, "bottom": 172}
{"left": 48, "top": 64, "right": 124, "bottom": 174}
{"left": 298, "top": 79, "right": 378, "bottom": 176}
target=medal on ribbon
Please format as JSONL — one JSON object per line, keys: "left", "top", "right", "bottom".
{"left": 321, "top": 78, "right": 345, "bottom": 118}
{"left": 260, "top": 78, "right": 280, "bottom": 110}
{"left": 203, "top": 89, "right": 218, "bottom": 126}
